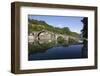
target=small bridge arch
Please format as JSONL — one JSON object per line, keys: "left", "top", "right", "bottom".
{"left": 55, "top": 34, "right": 69, "bottom": 41}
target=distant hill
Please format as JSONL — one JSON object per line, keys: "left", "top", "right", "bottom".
{"left": 28, "top": 18, "right": 80, "bottom": 38}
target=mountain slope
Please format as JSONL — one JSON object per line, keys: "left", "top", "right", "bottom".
{"left": 28, "top": 18, "right": 80, "bottom": 38}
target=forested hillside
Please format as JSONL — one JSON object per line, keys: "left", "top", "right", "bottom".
{"left": 28, "top": 18, "right": 80, "bottom": 38}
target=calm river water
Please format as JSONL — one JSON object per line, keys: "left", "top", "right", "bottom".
{"left": 28, "top": 40, "right": 88, "bottom": 61}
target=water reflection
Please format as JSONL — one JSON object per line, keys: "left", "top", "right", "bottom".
{"left": 28, "top": 40, "right": 88, "bottom": 60}
{"left": 81, "top": 40, "right": 88, "bottom": 58}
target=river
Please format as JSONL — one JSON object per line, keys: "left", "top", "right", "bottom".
{"left": 28, "top": 40, "right": 88, "bottom": 61}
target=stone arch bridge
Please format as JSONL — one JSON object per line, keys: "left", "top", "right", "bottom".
{"left": 28, "top": 31, "right": 79, "bottom": 43}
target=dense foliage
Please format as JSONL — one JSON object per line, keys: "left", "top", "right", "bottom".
{"left": 81, "top": 17, "right": 88, "bottom": 45}
{"left": 81, "top": 17, "right": 88, "bottom": 39}
{"left": 28, "top": 18, "right": 79, "bottom": 37}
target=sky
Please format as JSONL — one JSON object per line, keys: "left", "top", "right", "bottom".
{"left": 28, "top": 15, "right": 84, "bottom": 34}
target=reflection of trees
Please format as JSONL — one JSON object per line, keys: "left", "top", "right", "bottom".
{"left": 28, "top": 41, "right": 54, "bottom": 55}
{"left": 81, "top": 44, "right": 88, "bottom": 58}
{"left": 28, "top": 39, "right": 70, "bottom": 55}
